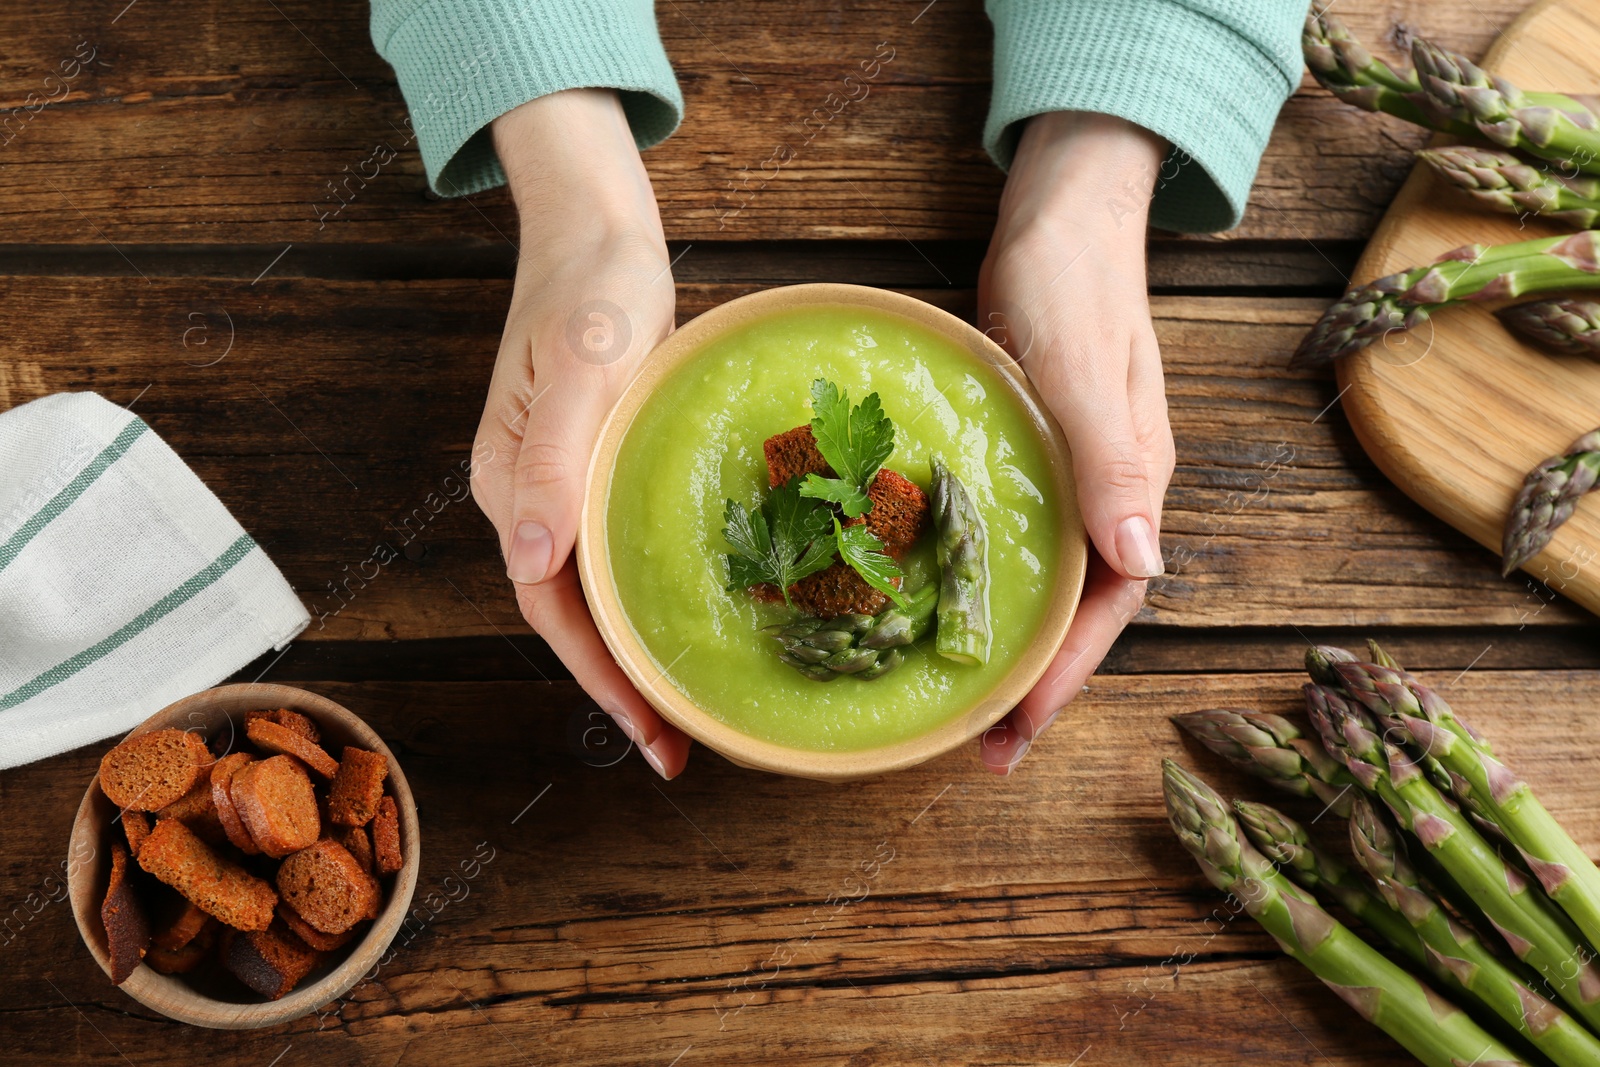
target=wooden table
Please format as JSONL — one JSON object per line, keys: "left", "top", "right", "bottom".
{"left": 4, "top": 2, "right": 1599, "bottom": 1063}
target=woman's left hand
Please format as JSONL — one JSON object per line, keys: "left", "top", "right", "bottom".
{"left": 974, "top": 111, "right": 1176, "bottom": 774}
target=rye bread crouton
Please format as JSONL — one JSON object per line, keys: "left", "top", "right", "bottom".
{"left": 230, "top": 756, "right": 320, "bottom": 858}
{"left": 278, "top": 901, "right": 359, "bottom": 951}
{"left": 246, "top": 708, "right": 320, "bottom": 744}
{"left": 144, "top": 919, "right": 216, "bottom": 975}
{"left": 101, "top": 842, "right": 150, "bottom": 984}
{"left": 136, "top": 818, "right": 276, "bottom": 931}
{"left": 99, "top": 729, "right": 213, "bottom": 811}
{"left": 151, "top": 896, "right": 212, "bottom": 952}
{"left": 224, "top": 921, "right": 320, "bottom": 1000}
{"left": 276, "top": 839, "right": 381, "bottom": 935}
{"left": 327, "top": 747, "right": 388, "bottom": 827}
{"left": 246, "top": 717, "right": 339, "bottom": 778}
{"left": 337, "top": 824, "right": 374, "bottom": 873}
{"left": 863, "top": 468, "right": 929, "bottom": 553}
{"left": 763, "top": 424, "right": 832, "bottom": 487}
{"left": 753, "top": 560, "right": 891, "bottom": 618}
{"left": 121, "top": 809, "right": 152, "bottom": 857}
{"left": 371, "top": 795, "right": 403, "bottom": 877}
{"left": 210, "top": 752, "right": 260, "bottom": 854}
{"left": 156, "top": 778, "right": 227, "bottom": 846}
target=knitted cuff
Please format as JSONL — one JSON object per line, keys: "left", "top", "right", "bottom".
{"left": 372, "top": 0, "right": 683, "bottom": 196}
{"left": 985, "top": 0, "right": 1303, "bottom": 233}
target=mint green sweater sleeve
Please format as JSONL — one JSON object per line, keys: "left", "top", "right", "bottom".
{"left": 370, "top": 0, "right": 683, "bottom": 197}
{"left": 986, "top": 0, "right": 1307, "bottom": 233}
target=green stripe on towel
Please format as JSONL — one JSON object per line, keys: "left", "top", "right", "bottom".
{"left": 0, "top": 533, "right": 256, "bottom": 711}
{"left": 0, "top": 417, "right": 149, "bottom": 572}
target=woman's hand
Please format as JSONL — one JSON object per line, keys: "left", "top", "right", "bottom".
{"left": 471, "top": 89, "right": 691, "bottom": 779}
{"left": 975, "top": 111, "right": 1176, "bottom": 774}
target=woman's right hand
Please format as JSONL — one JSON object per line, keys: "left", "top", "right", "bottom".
{"left": 470, "top": 89, "right": 691, "bottom": 779}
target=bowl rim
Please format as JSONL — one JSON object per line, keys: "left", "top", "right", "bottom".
{"left": 577, "top": 283, "right": 1088, "bottom": 780}
{"left": 67, "top": 682, "right": 421, "bottom": 1029}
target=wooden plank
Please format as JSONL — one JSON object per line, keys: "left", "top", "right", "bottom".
{"left": 3, "top": 670, "right": 1597, "bottom": 1063}
{"left": 0, "top": 238, "right": 1360, "bottom": 295}
{"left": 0, "top": 277, "right": 1584, "bottom": 638}
{"left": 0, "top": 0, "right": 1523, "bottom": 244}
{"left": 228, "top": 625, "right": 1600, "bottom": 685}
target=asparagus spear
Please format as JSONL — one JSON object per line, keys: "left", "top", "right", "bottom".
{"left": 1338, "top": 658, "right": 1600, "bottom": 960}
{"left": 1162, "top": 760, "right": 1532, "bottom": 1067}
{"left": 1233, "top": 800, "right": 1432, "bottom": 968}
{"left": 1349, "top": 796, "right": 1600, "bottom": 1067}
{"left": 764, "top": 582, "right": 936, "bottom": 680}
{"left": 1301, "top": 12, "right": 1417, "bottom": 93}
{"left": 1365, "top": 639, "right": 1401, "bottom": 670}
{"left": 1417, "top": 146, "right": 1600, "bottom": 229}
{"left": 1172, "top": 709, "right": 1358, "bottom": 816}
{"left": 1499, "top": 429, "right": 1600, "bottom": 576}
{"left": 1413, "top": 40, "right": 1600, "bottom": 176}
{"left": 1291, "top": 231, "right": 1600, "bottom": 366}
{"left": 1305, "top": 684, "right": 1600, "bottom": 1028}
{"left": 1304, "top": 644, "right": 1359, "bottom": 687}
{"left": 929, "top": 458, "right": 990, "bottom": 666}
{"left": 1500, "top": 298, "right": 1600, "bottom": 356}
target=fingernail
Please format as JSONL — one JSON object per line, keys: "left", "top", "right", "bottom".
{"left": 603, "top": 703, "right": 658, "bottom": 747}
{"left": 606, "top": 707, "right": 641, "bottom": 745}
{"left": 639, "top": 742, "right": 675, "bottom": 781}
{"left": 506, "top": 521, "right": 553, "bottom": 584}
{"left": 1006, "top": 736, "right": 1032, "bottom": 773}
{"left": 1023, "top": 706, "right": 1063, "bottom": 742}
{"left": 1115, "top": 516, "right": 1164, "bottom": 579}
{"left": 981, "top": 726, "right": 1027, "bottom": 775}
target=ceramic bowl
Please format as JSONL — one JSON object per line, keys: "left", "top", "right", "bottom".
{"left": 578, "top": 283, "right": 1087, "bottom": 780}
{"left": 67, "top": 683, "right": 420, "bottom": 1028}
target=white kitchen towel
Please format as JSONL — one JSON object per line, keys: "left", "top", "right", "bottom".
{"left": 0, "top": 392, "right": 310, "bottom": 768}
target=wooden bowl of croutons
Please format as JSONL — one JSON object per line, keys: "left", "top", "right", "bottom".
{"left": 67, "top": 683, "right": 420, "bottom": 1029}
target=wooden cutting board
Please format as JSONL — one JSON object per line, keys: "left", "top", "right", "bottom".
{"left": 1337, "top": 0, "right": 1600, "bottom": 617}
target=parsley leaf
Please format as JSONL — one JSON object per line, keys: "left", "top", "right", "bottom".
{"left": 798, "top": 472, "right": 872, "bottom": 517}
{"left": 798, "top": 379, "right": 895, "bottom": 518}
{"left": 833, "top": 517, "right": 908, "bottom": 610}
{"left": 723, "top": 479, "right": 836, "bottom": 607}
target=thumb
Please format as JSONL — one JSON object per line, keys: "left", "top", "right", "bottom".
{"left": 504, "top": 375, "right": 615, "bottom": 586}
{"left": 1059, "top": 380, "right": 1165, "bottom": 582}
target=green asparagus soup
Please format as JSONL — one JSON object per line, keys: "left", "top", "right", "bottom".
{"left": 606, "top": 305, "right": 1062, "bottom": 751}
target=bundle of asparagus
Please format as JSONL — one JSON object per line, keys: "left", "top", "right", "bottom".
{"left": 1163, "top": 761, "right": 1532, "bottom": 1067}
{"left": 1167, "top": 641, "right": 1600, "bottom": 1066}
